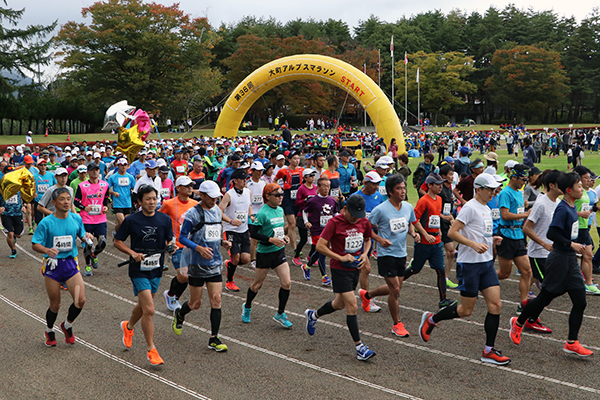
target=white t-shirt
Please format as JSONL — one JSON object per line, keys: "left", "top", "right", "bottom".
{"left": 246, "top": 178, "right": 266, "bottom": 215}
{"left": 527, "top": 194, "right": 559, "bottom": 258}
{"left": 456, "top": 199, "right": 494, "bottom": 263}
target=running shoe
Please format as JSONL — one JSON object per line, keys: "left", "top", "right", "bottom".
{"left": 418, "top": 311, "right": 436, "bottom": 342}
{"left": 172, "top": 308, "right": 184, "bottom": 335}
{"left": 250, "top": 260, "right": 256, "bottom": 269}
{"left": 91, "top": 256, "right": 99, "bottom": 269}
{"left": 163, "top": 290, "right": 180, "bottom": 311}
{"left": 369, "top": 299, "right": 381, "bottom": 313}
{"left": 527, "top": 291, "right": 537, "bottom": 299}
{"left": 509, "top": 317, "right": 522, "bottom": 345}
{"left": 121, "top": 320, "right": 134, "bottom": 348}
{"left": 241, "top": 303, "right": 251, "bottom": 323}
{"left": 45, "top": 330, "right": 57, "bottom": 347}
{"left": 564, "top": 341, "right": 594, "bottom": 357}
{"left": 392, "top": 322, "right": 409, "bottom": 337}
{"left": 524, "top": 318, "right": 552, "bottom": 334}
{"left": 446, "top": 278, "right": 458, "bottom": 289}
{"left": 358, "top": 289, "right": 371, "bottom": 312}
{"left": 292, "top": 257, "right": 303, "bottom": 267}
{"left": 516, "top": 299, "right": 528, "bottom": 315}
{"left": 372, "top": 251, "right": 378, "bottom": 260}
{"left": 585, "top": 283, "right": 600, "bottom": 295}
{"left": 60, "top": 282, "right": 68, "bottom": 290}
{"left": 29, "top": 226, "right": 34, "bottom": 235}
{"left": 301, "top": 264, "right": 311, "bottom": 281}
{"left": 356, "top": 343, "right": 376, "bottom": 361}
{"left": 225, "top": 281, "right": 240, "bottom": 292}
{"left": 305, "top": 309, "right": 317, "bottom": 336}
{"left": 208, "top": 337, "right": 228, "bottom": 352}
{"left": 60, "top": 321, "right": 75, "bottom": 344}
{"left": 273, "top": 312, "right": 293, "bottom": 328}
{"left": 83, "top": 266, "right": 93, "bottom": 277}
{"left": 322, "top": 275, "right": 331, "bottom": 286}
{"left": 516, "top": 270, "right": 521, "bottom": 276}
{"left": 162, "top": 265, "right": 168, "bottom": 271}
{"left": 147, "top": 348, "right": 164, "bottom": 365}
{"left": 9, "top": 249, "right": 16, "bottom": 259}
{"left": 438, "top": 298, "right": 457, "bottom": 309}
{"left": 481, "top": 348, "right": 511, "bottom": 365}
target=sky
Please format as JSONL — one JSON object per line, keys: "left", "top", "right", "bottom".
{"left": 10, "top": 0, "right": 600, "bottom": 80}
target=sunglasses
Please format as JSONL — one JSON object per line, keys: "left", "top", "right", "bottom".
{"left": 269, "top": 192, "right": 284, "bottom": 197}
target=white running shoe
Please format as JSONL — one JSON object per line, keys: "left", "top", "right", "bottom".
{"left": 163, "top": 290, "right": 181, "bottom": 311}
{"left": 369, "top": 299, "right": 381, "bottom": 313}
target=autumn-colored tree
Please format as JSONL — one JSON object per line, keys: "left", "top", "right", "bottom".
{"left": 486, "top": 45, "right": 569, "bottom": 122}
{"left": 395, "top": 51, "right": 477, "bottom": 123}
{"left": 54, "top": 0, "right": 221, "bottom": 119}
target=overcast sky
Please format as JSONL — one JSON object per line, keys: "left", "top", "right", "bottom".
{"left": 11, "top": 0, "right": 600, "bottom": 80}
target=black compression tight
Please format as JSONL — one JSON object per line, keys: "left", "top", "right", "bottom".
{"left": 307, "top": 244, "right": 327, "bottom": 276}
{"left": 294, "top": 227, "right": 308, "bottom": 258}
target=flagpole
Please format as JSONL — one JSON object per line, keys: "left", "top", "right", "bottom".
{"left": 391, "top": 36, "right": 394, "bottom": 114}
{"left": 378, "top": 49, "right": 381, "bottom": 87}
{"left": 364, "top": 63, "right": 367, "bottom": 128}
{"left": 417, "top": 67, "right": 420, "bottom": 129}
{"left": 404, "top": 52, "right": 407, "bottom": 125}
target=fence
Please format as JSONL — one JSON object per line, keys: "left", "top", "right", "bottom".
{"left": 0, "top": 119, "right": 92, "bottom": 135}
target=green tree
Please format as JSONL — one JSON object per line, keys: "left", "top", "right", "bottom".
{"left": 54, "top": 0, "right": 220, "bottom": 118}
{"left": 486, "top": 45, "right": 569, "bottom": 122}
{"left": 395, "top": 51, "right": 477, "bottom": 124}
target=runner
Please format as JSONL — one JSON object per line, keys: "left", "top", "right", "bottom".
{"left": 172, "top": 181, "right": 231, "bottom": 352}
{"left": 246, "top": 161, "right": 266, "bottom": 269}
{"left": 438, "top": 164, "right": 459, "bottom": 289}
{"left": 322, "top": 155, "right": 342, "bottom": 202}
{"left": 510, "top": 172, "right": 593, "bottom": 357}
{"left": 220, "top": 168, "right": 253, "bottom": 292}
{"left": 304, "top": 195, "right": 376, "bottom": 361}
{"left": 158, "top": 165, "right": 175, "bottom": 202}
{"left": 37, "top": 168, "right": 76, "bottom": 216}
{"left": 302, "top": 176, "right": 337, "bottom": 285}
{"left": 107, "top": 158, "right": 136, "bottom": 235}
{"left": 0, "top": 166, "right": 24, "bottom": 258}
{"left": 31, "top": 187, "right": 92, "bottom": 347}
{"left": 133, "top": 160, "right": 163, "bottom": 209}
{"left": 74, "top": 163, "right": 109, "bottom": 276}
{"left": 160, "top": 176, "right": 198, "bottom": 311}
{"left": 293, "top": 168, "right": 317, "bottom": 267}
{"left": 114, "top": 185, "right": 174, "bottom": 365}
{"left": 496, "top": 164, "right": 535, "bottom": 312}
{"left": 419, "top": 173, "right": 510, "bottom": 365}
{"left": 243, "top": 183, "right": 293, "bottom": 328}
{"left": 33, "top": 159, "right": 57, "bottom": 226}
{"left": 404, "top": 173, "right": 456, "bottom": 308}
{"left": 360, "top": 174, "right": 420, "bottom": 337}
{"left": 274, "top": 151, "right": 304, "bottom": 253}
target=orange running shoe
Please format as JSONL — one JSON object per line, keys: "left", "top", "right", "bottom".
{"left": 147, "top": 348, "right": 164, "bottom": 365}
{"left": 564, "top": 341, "right": 593, "bottom": 357}
{"left": 225, "top": 281, "right": 240, "bottom": 292}
{"left": 392, "top": 322, "right": 410, "bottom": 337}
{"left": 121, "top": 320, "right": 134, "bottom": 348}
{"left": 509, "top": 317, "right": 522, "bottom": 345}
{"left": 358, "top": 289, "right": 370, "bottom": 312}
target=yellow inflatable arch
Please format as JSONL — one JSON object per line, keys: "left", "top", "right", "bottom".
{"left": 214, "top": 54, "right": 405, "bottom": 154}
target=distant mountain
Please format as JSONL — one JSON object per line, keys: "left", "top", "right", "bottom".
{"left": 1, "top": 69, "right": 34, "bottom": 86}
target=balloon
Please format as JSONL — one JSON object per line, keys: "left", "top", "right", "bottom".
{"left": 116, "top": 125, "right": 145, "bottom": 164}
{"left": 103, "top": 100, "right": 136, "bottom": 131}
{"left": 0, "top": 167, "right": 36, "bottom": 203}
{"left": 133, "top": 109, "right": 151, "bottom": 140}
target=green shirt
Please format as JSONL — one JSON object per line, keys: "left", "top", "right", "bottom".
{"left": 47, "top": 161, "right": 60, "bottom": 173}
{"left": 575, "top": 190, "right": 591, "bottom": 229}
{"left": 252, "top": 204, "right": 285, "bottom": 254}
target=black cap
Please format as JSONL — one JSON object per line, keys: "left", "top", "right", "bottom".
{"left": 231, "top": 168, "right": 247, "bottom": 180}
{"left": 158, "top": 165, "right": 170, "bottom": 173}
{"left": 340, "top": 150, "right": 351, "bottom": 157}
{"left": 230, "top": 154, "right": 241, "bottom": 162}
{"left": 346, "top": 194, "right": 366, "bottom": 219}
{"left": 530, "top": 166, "right": 542, "bottom": 176}
{"left": 263, "top": 162, "right": 274, "bottom": 170}
{"left": 87, "top": 163, "right": 100, "bottom": 170}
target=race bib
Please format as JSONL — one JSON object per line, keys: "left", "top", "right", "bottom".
{"left": 571, "top": 221, "right": 579, "bottom": 240}
{"left": 442, "top": 203, "right": 451, "bottom": 215}
{"left": 344, "top": 236, "right": 363, "bottom": 253}
{"left": 491, "top": 208, "right": 500, "bottom": 220}
{"left": 140, "top": 253, "right": 161, "bottom": 271}
{"left": 160, "top": 188, "right": 170, "bottom": 199}
{"left": 330, "top": 188, "right": 339, "bottom": 197}
{"left": 205, "top": 224, "right": 221, "bottom": 241}
{"left": 273, "top": 226, "right": 284, "bottom": 240}
{"left": 118, "top": 177, "right": 129, "bottom": 186}
{"left": 252, "top": 194, "right": 263, "bottom": 204}
{"left": 378, "top": 186, "right": 387, "bottom": 196}
{"left": 176, "top": 165, "right": 185, "bottom": 173}
{"left": 235, "top": 211, "right": 247, "bottom": 223}
{"left": 6, "top": 195, "right": 18, "bottom": 205}
{"left": 38, "top": 184, "right": 49, "bottom": 193}
{"left": 53, "top": 235, "right": 73, "bottom": 252}
{"left": 517, "top": 207, "right": 524, "bottom": 215}
{"left": 428, "top": 215, "right": 440, "bottom": 229}
{"left": 320, "top": 215, "right": 332, "bottom": 227}
{"left": 89, "top": 204, "right": 102, "bottom": 215}
{"left": 484, "top": 219, "right": 493, "bottom": 237}
{"left": 582, "top": 204, "right": 591, "bottom": 213}
{"left": 390, "top": 217, "right": 407, "bottom": 233}
{"left": 290, "top": 190, "right": 298, "bottom": 199}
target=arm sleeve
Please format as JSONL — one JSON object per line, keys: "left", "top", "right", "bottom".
{"left": 73, "top": 185, "right": 85, "bottom": 210}
{"left": 178, "top": 219, "right": 198, "bottom": 250}
{"left": 103, "top": 187, "right": 110, "bottom": 207}
{"left": 547, "top": 226, "right": 572, "bottom": 248}
{"left": 249, "top": 223, "right": 271, "bottom": 242}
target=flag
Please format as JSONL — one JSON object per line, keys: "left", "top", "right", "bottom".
{"left": 416, "top": 67, "right": 419, "bottom": 83}
{"left": 363, "top": 63, "right": 366, "bottom": 74}
{"left": 404, "top": 52, "right": 408, "bottom": 65}
{"left": 390, "top": 36, "right": 394, "bottom": 56}
{"left": 377, "top": 50, "right": 380, "bottom": 72}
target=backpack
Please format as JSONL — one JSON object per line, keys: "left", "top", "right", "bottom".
{"left": 188, "top": 203, "right": 222, "bottom": 236}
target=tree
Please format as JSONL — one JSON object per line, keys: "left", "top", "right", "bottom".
{"left": 54, "top": 0, "right": 220, "bottom": 118}
{"left": 395, "top": 51, "right": 477, "bottom": 124}
{"left": 485, "top": 45, "right": 569, "bottom": 122}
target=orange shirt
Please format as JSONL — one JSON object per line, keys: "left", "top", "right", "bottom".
{"left": 159, "top": 196, "right": 198, "bottom": 248}
{"left": 413, "top": 193, "right": 442, "bottom": 245}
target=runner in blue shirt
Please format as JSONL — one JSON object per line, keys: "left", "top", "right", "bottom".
{"left": 33, "top": 159, "right": 57, "bottom": 226}
{"left": 108, "top": 157, "right": 136, "bottom": 234}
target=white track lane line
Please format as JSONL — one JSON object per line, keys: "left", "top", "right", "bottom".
{"left": 13, "top": 241, "right": 422, "bottom": 399}
{"left": 0, "top": 294, "right": 211, "bottom": 400}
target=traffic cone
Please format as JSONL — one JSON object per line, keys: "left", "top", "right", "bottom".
{"left": 45, "top": 128, "right": 48, "bottom": 137}
{"left": 67, "top": 132, "right": 70, "bottom": 141}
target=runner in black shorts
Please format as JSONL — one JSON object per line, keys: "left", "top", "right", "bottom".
{"left": 0, "top": 168, "right": 24, "bottom": 259}
{"left": 439, "top": 164, "right": 458, "bottom": 289}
